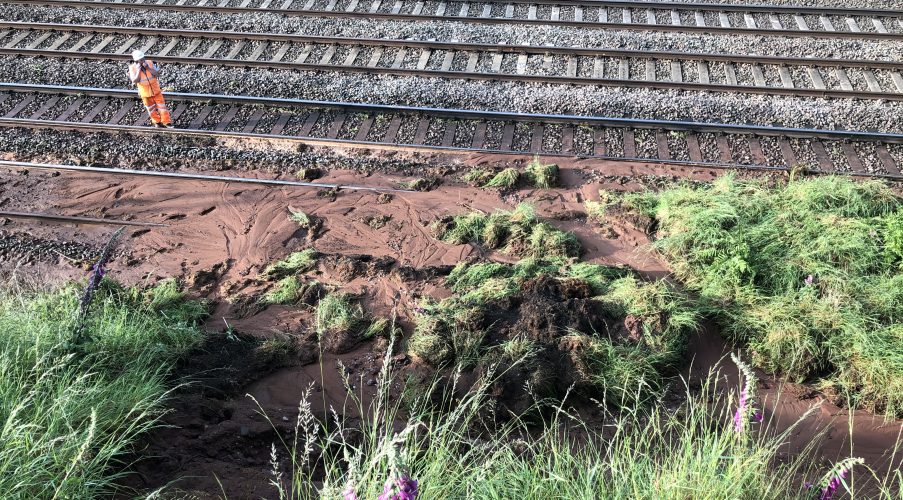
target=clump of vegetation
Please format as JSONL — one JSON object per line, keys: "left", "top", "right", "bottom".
{"left": 315, "top": 293, "right": 370, "bottom": 337}
{"left": 296, "top": 167, "right": 322, "bottom": 181}
{"left": 259, "top": 248, "right": 317, "bottom": 280}
{"left": 361, "top": 214, "right": 391, "bottom": 229}
{"left": 461, "top": 167, "right": 495, "bottom": 187}
{"left": 524, "top": 157, "right": 559, "bottom": 189}
{"left": 435, "top": 204, "right": 581, "bottom": 259}
{"left": 462, "top": 159, "right": 559, "bottom": 190}
{"left": 262, "top": 276, "right": 305, "bottom": 305}
{"left": 403, "top": 177, "right": 439, "bottom": 191}
{"left": 289, "top": 209, "right": 319, "bottom": 230}
{"left": 0, "top": 279, "right": 206, "bottom": 497}
{"left": 484, "top": 168, "right": 521, "bottom": 189}
{"left": 316, "top": 293, "right": 388, "bottom": 352}
{"left": 584, "top": 190, "right": 611, "bottom": 223}
{"left": 408, "top": 258, "right": 696, "bottom": 406}
{"left": 621, "top": 174, "right": 903, "bottom": 416}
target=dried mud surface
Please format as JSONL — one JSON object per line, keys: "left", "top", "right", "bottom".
{"left": 0, "top": 152, "right": 900, "bottom": 497}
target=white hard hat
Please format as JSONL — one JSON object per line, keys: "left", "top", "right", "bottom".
{"left": 131, "top": 50, "right": 145, "bottom": 61}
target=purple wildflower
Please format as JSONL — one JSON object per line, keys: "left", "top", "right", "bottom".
{"left": 806, "top": 458, "right": 862, "bottom": 500}
{"left": 341, "top": 482, "right": 358, "bottom": 500}
{"left": 731, "top": 353, "right": 761, "bottom": 433}
{"left": 378, "top": 475, "right": 418, "bottom": 500}
{"left": 804, "top": 275, "right": 814, "bottom": 286}
{"left": 733, "top": 386, "right": 748, "bottom": 432}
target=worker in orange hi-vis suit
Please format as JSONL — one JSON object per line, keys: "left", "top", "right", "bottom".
{"left": 128, "top": 50, "right": 172, "bottom": 128}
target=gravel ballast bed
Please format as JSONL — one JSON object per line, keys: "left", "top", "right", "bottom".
{"left": 3, "top": 5, "right": 902, "bottom": 62}
{"left": 2, "top": 57, "right": 902, "bottom": 134}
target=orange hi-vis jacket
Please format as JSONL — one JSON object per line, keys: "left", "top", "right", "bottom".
{"left": 128, "top": 59, "right": 162, "bottom": 98}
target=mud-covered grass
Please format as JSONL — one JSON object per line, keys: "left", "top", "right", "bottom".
{"left": 463, "top": 159, "right": 560, "bottom": 190}
{"left": 316, "top": 292, "right": 388, "bottom": 352}
{"left": 621, "top": 175, "right": 903, "bottom": 417}
{"left": 408, "top": 257, "right": 697, "bottom": 410}
{"left": 260, "top": 249, "right": 318, "bottom": 280}
{"left": 0, "top": 279, "right": 207, "bottom": 498}
{"left": 434, "top": 204, "right": 581, "bottom": 259}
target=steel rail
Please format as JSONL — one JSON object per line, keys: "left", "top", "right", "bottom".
{"left": 4, "top": 21, "right": 903, "bottom": 71}
{"left": 0, "top": 160, "right": 416, "bottom": 192}
{"left": 0, "top": 210, "right": 169, "bottom": 227}
{"left": 4, "top": 83, "right": 902, "bottom": 143}
{"left": 5, "top": 0, "right": 902, "bottom": 41}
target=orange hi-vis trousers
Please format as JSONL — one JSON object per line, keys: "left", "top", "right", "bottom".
{"left": 141, "top": 92, "right": 171, "bottom": 126}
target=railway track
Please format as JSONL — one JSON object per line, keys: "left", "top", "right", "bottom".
{"left": 6, "top": 0, "right": 903, "bottom": 41}
{"left": 0, "top": 210, "right": 169, "bottom": 227}
{"left": 0, "top": 160, "right": 412, "bottom": 191}
{"left": 2, "top": 83, "right": 902, "bottom": 178}
{"left": 2, "top": 22, "right": 902, "bottom": 100}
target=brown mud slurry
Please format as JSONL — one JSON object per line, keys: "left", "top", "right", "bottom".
{"left": 0, "top": 156, "right": 901, "bottom": 498}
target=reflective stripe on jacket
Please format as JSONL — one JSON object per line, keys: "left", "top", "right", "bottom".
{"left": 128, "top": 60, "right": 161, "bottom": 98}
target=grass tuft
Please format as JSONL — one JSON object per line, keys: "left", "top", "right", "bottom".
{"left": 622, "top": 174, "right": 903, "bottom": 416}
{"left": 484, "top": 168, "right": 520, "bottom": 189}
{"left": 289, "top": 209, "right": 315, "bottom": 229}
{"left": 315, "top": 293, "right": 369, "bottom": 338}
{"left": 525, "top": 158, "right": 559, "bottom": 188}
{"left": 260, "top": 249, "right": 317, "bottom": 280}
{"left": 263, "top": 276, "right": 309, "bottom": 305}
{"left": 437, "top": 204, "right": 582, "bottom": 259}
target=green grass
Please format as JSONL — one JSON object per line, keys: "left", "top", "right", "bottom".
{"left": 289, "top": 210, "right": 316, "bottom": 229}
{"left": 525, "top": 158, "right": 559, "bottom": 189}
{"left": 254, "top": 347, "right": 902, "bottom": 500}
{"left": 260, "top": 249, "right": 317, "bottom": 280}
{"left": 436, "top": 204, "right": 581, "bottom": 259}
{"left": 461, "top": 168, "right": 495, "bottom": 187}
{"left": 263, "top": 276, "right": 312, "bottom": 305}
{"left": 461, "top": 160, "right": 559, "bottom": 190}
{"left": 584, "top": 200, "right": 605, "bottom": 222}
{"left": 315, "top": 293, "right": 368, "bottom": 337}
{"left": 0, "top": 279, "right": 207, "bottom": 498}
{"left": 315, "top": 293, "right": 387, "bottom": 341}
{"left": 621, "top": 174, "right": 903, "bottom": 416}
{"left": 408, "top": 258, "right": 696, "bottom": 401}
{"left": 483, "top": 168, "right": 520, "bottom": 189}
